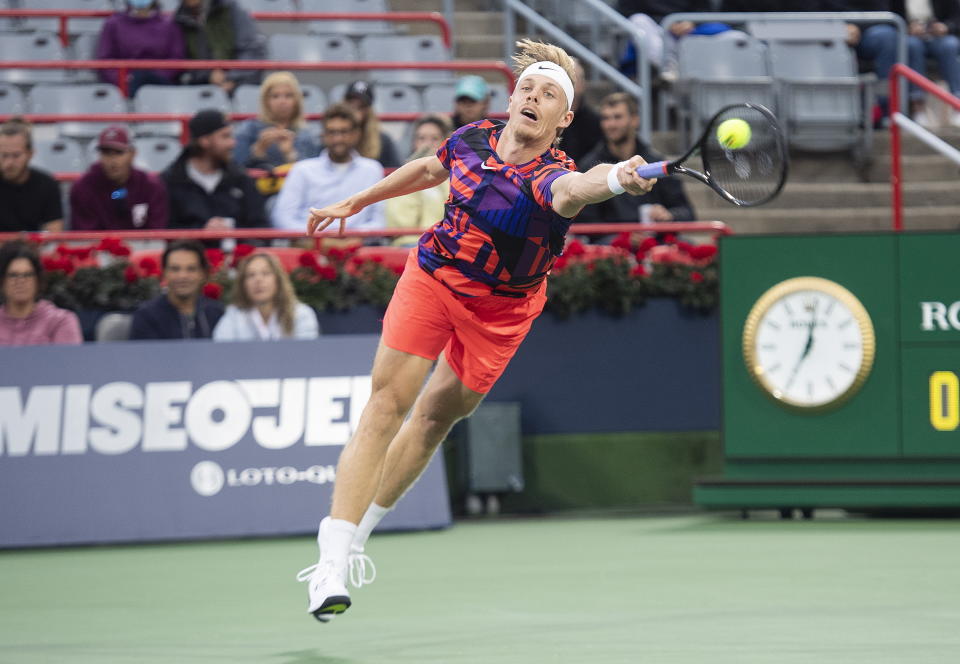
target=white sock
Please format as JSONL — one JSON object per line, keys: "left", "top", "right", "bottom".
{"left": 318, "top": 517, "right": 357, "bottom": 568}
{"left": 353, "top": 503, "right": 392, "bottom": 552}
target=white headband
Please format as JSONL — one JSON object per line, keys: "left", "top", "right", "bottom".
{"left": 515, "top": 61, "right": 575, "bottom": 111}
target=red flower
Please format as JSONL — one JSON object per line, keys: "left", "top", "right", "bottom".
{"left": 74, "top": 246, "right": 94, "bottom": 261}
{"left": 344, "top": 244, "right": 360, "bottom": 257}
{"left": 689, "top": 245, "right": 718, "bottom": 261}
{"left": 317, "top": 266, "right": 337, "bottom": 280}
{"left": 205, "top": 248, "right": 225, "bottom": 269}
{"left": 565, "top": 239, "right": 586, "bottom": 256}
{"left": 231, "top": 243, "right": 255, "bottom": 267}
{"left": 611, "top": 232, "right": 633, "bottom": 251}
{"left": 327, "top": 247, "right": 345, "bottom": 261}
{"left": 203, "top": 283, "right": 223, "bottom": 299}
{"left": 391, "top": 264, "right": 405, "bottom": 276}
{"left": 350, "top": 255, "right": 366, "bottom": 267}
{"left": 553, "top": 255, "right": 569, "bottom": 271}
{"left": 298, "top": 251, "right": 320, "bottom": 268}
{"left": 123, "top": 265, "right": 139, "bottom": 284}
{"left": 631, "top": 264, "right": 648, "bottom": 277}
{"left": 138, "top": 256, "right": 161, "bottom": 276}
{"left": 42, "top": 255, "right": 75, "bottom": 275}
{"left": 369, "top": 255, "right": 383, "bottom": 263}
{"left": 676, "top": 241, "right": 693, "bottom": 254}
{"left": 661, "top": 233, "right": 677, "bottom": 245}
{"left": 638, "top": 237, "right": 658, "bottom": 252}
{"left": 96, "top": 237, "right": 122, "bottom": 252}
{"left": 690, "top": 271, "right": 704, "bottom": 284}
{"left": 109, "top": 244, "right": 131, "bottom": 257}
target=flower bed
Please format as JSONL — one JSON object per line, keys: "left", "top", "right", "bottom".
{"left": 35, "top": 233, "right": 719, "bottom": 316}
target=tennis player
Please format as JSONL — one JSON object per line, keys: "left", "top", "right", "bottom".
{"left": 297, "top": 40, "right": 657, "bottom": 622}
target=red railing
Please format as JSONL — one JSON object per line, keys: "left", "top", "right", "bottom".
{"left": 0, "top": 10, "right": 452, "bottom": 49}
{"left": 0, "top": 223, "right": 733, "bottom": 244}
{"left": 0, "top": 59, "right": 515, "bottom": 98}
{"left": 889, "top": 63, "right": 960, "bottom": 231}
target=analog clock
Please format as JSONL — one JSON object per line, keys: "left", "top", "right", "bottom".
{"left": 742, "top": 277, "right": 876, "bottom": 410}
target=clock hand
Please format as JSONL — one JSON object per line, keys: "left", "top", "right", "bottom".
{"left": 785, "top": 301, "right": 818, "bottom": 391}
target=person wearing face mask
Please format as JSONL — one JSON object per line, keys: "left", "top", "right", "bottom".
{"left": 0, "top": 241, "right": 82, "bottom": 347}
{"left": 96, "top": 0, "right": 185, "bottom": 96}
{"left": 384, "top": 114, "right": 452, "bottom": 246}
{"left": 212, "top": 253, "right": 318, "bottom": 341}
{"left": 297, "top": 39, "right": 658, "bottom": 624}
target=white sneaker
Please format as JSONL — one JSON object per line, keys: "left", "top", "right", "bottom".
{"left": 296, "top": 518, "right": 351, "bottom": 622}
{"left": 347, "top": 544, "right": 377, "bottom": 588}
{"left": 913, "top": 107, "right": 938, "bottom": 129}
{"left": 950, "top": 111, "right": 960, "bottom": 128}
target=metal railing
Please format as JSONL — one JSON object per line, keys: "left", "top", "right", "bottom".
{"left": 0, "top": 9, "right": 452, "bottom": 49}
{"left": 889, "top": 64, "right": 960, "bottom": 232}
{"left": 502, "top": 0, "right": 652, "bottom": 142}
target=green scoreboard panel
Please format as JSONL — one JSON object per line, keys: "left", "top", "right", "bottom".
{"left": 696, "top": 233, "right": 960, "bottom": 511}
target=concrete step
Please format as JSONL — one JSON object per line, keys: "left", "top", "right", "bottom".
{"left": 454, "top": 31, "right": 506, "bottom": 60}
{"left": 695, "top": 205, "right": 958, "bottom": 234}
{"left": 688, "top": 180, "right": 960, "bottom": 212}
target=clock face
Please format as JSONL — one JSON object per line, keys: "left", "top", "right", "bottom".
{"left": 743, "top": 277, "right": 876, "bottom": 410}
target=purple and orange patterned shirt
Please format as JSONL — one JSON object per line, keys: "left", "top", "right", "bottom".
{"left": 417, "top": 119, "right": 577, "bottom": 297}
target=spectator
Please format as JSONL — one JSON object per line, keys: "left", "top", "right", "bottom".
{"left": 130, "top": 240, "right": 224, "bottom": 340}
{"left": 0, "top": 119, "right": 63, "bottom": 233}
{"left": 69, "top": 126, "right": 169, "bottom": 230}
{"left": 174, "top": 0, "right": 267, "bottom": 94}
{"left": 558, "top": 60, "right": 604, "bottom": 165}
{"left": 0, "top": 241, "right": 82, "bottom": 347}
{"left": 272, "top": 103, "right": 385, "bottom": 232}
{"left": 385, "top": 114, "right": 452, "bottom": 247}
{"left": 233, "top": 71, "right": 321, "bottom": 169}
{"left": 579, "top": 92, "right": 694, "bottom": 226}
{"left": 342, "top": 81, "right": 401, "bottom": 168}
{"left": 212, "top": 252, "right": 319, "bottom": 341}
{"left": 451, "top": 75, "right": 490, "bottom": 129}
{"left": 617, "top": 0, "right": 714, "bottom": 79}
{"left": 162, "top": 109, "right": 267, "bottom": 231}
{"left": 905, "top": 0, "right": 960, "bottom": 127}
{"left": 96, "top": 0, "right": 184, "bottom": 96}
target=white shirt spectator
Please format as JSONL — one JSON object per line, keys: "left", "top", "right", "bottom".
{"left": 212, "top": 302, "right": 319, "bottom": 341}
{"left": 271, "top": 150, "right": 385, "bottom": 230}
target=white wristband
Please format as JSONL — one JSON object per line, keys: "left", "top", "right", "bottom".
{"left": 606, "top": 161, "right": 627, "bottom": 195}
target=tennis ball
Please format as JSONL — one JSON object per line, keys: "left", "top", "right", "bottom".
{"left": 716, "top": 118, "right": 751, "bottom": 149}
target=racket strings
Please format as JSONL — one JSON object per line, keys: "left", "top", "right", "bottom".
{"left": 702, "top": 106, "right": 787, "bottom": 206}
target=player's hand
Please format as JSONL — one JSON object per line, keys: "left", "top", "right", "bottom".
{"left": 307, "top": 199, "right": 362, "bottom": 236}
{"left": 618, "top": 155, "right": 656, "bottom": 196}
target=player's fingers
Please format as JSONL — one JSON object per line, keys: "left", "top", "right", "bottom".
{"left": 623, "top": 155, "right": 656, "bottom": 193}
{"left": 338, "top": 218, "right": 346, "bottom": 237}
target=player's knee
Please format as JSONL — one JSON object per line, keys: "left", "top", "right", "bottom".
{"left": 367, "top": 383, "right": 417, "bottom": 420}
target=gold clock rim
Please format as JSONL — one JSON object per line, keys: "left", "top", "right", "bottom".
{"left": 742, "top": 276, "right": 876, "bottom": 412}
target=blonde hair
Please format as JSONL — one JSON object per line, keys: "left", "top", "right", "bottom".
{"left": 233, "top": 253, "right": 299, "bottom": 337}
{"left": 511, "top": 39, "right": 577, "bottom": 87}
{"left": 258, "top": 71, "right": 305, "bottom": 130}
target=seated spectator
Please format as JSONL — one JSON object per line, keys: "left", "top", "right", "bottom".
{"left": 0, "top": 241, "right": 82, "bottom": 347}
{"left": 0, "top": 119, "right": 63, "bottom": 233}
{"left": 617, "top": 0, "right": 713, "bottom": 79}
{"left": 559, "top": 60, "right": 603, "bottom": 165}
{"left": 96, "top": 0, "right": 184, "bottom": 97}
{"left": 213, "top": 253, "right": 318, "bottom": 341}
{"left": 271, "top": 103, "right": 385, "bottom": 232}
{"left": 385, "top": 114, "right": 452, "bottom": 246}
{"left": 174, "top": 0, "right": 266, "bottom": 94}
{"left": 905, "top": 2, "right": 960, "bottom": 127}
{"left": 579, "top": 92, "right": 694, "bottom": 227}
{"left": 451, "top": 75, "right": 490, "bottom": 129}
{"left": 342, "top": 81, "right": 401, "bottom": 168}
{"left": 233, "top": 71, "right": 321, "bottom": 169}
{"left": 130, "top": 240, "right": 224, "bottom": 340}
{"left": 162, "top": 109, "right": 267, "bottom": 231}
{"left": 70, "top": 126, "right": 169, "bottom": 230}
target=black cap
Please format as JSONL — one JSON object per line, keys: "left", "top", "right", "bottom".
{"left": 344, "top": 80, "right": 374, "bottom": 106}
{"left": 188, "top": 109, "right": 228, "bottom": 140}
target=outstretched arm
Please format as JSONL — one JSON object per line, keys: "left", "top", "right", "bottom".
{"left": 307, "top": 156, "right": 449, "bottom": 236}
{"left": 550, "top": 155, "right": 657, "bottom": 219}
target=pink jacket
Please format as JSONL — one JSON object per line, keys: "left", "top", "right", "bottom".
{"left": 0, "top": 300, "right": 83, "bottom": 346}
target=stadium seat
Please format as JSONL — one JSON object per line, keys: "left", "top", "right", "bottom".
{"left": 30, "top": 83, "right": 126, "bottom": 139}
{"left": 235, "top": 0, "right": 296, "bottom": 12}
{"left": 267, "top": 34, "right": 359, "bottom": 90}
{"left": 133, "top": 85, "right": 230, "bottom": 137}
{"left": 421, "top": 82, "right": 455, "bottom": 113}
{"left": 18, "top": 0, "right": 112, "bottom": 35}
{"left": 768, "top": 39, "right": 871, "bottom": 159}
{"left": 32, "top": 137, "right": 86, "bottom": 173}
{"left": 488, "top": 83, "right": 510, "bottom": 114}
{"left": 0, "top": 83, "right": 27, "bottom": 114}
{"left": 305, "top": 0, "right": 394, "bottom": 36}
{"left": 373, "top": 84, "right": 422, "bottom": 114}
{"left": 361, "top": 35, "right": 452, "bottom": 84}
{"left": 95, "top": 312, "right": 133, "bottom": 342}
{"left": 0, "top": 32, "right": 71, "bottom": 83}
{"left": 232, "top": 82, "right": 326, "bottom": 114}
{"left": 133, "top": 136, "right": 182, "bottom": 172}
{"left": 675, "top": 34, "right": 777, "bottom": 145}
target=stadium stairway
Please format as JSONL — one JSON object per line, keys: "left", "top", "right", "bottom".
{"left": 653, "top": 127, "right": 960, "bottom": 234}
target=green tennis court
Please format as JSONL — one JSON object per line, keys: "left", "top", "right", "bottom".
{"left": 2, "top": 513, "right": 958, "bottom": 663}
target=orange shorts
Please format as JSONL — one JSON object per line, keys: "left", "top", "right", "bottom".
{"left": 382, "top": 252, "right": 547, "bottom": 393}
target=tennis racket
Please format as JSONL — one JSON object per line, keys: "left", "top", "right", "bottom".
{"left": 635, "top": 103, "right": 788, "bottom": 207}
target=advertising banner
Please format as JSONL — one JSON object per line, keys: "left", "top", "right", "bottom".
{"left": 0, "top": 337, "right": 451, "bottom": 548}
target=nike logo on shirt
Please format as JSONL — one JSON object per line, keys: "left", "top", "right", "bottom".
{"left": 480, "top": 162, "right": 497, "bottom": 170}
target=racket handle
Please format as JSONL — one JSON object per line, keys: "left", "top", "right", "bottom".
{"left": 635, "top": 161, "right": 668, "bottom": 178}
